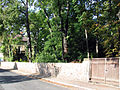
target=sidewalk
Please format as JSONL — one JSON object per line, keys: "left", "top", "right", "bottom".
{"left": 42, "top": 77, "right": 120, "bottom": 90}
{"left": 9, "top": 69, "right": 120, "bottom": 90}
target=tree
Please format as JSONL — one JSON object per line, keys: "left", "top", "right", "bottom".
{"left": 1, "top": 0, "right": 120, "bottom": 62}
{"left": 0, "top": 0, "right": 24, "bottom": 61}
{"left": 17, "top": 0, "right": 34, "bottom": 62}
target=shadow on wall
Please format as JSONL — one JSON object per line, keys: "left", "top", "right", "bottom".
{"left": 36, "top": 63, "right": 60, "bottom": 78}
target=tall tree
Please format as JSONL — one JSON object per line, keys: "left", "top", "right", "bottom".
{"left": 18, "top": 0, "right": 33, "bottom": 62}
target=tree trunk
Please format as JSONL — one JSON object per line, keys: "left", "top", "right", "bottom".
{"left": 8, "top": 45, "right": 11, "bottom": 58}
{"left": 58, "top": 0, "right": 64, "bottom": 60}
{"left": 96, "top": 0, "right": 99, "bottom": 57}
{"left": 96, "top": 39, "right": 98, "bottom": 57}
{"left": 63, "top": 35, "right": 68, "bottom": 55}
{"left": 61, "top": 34, "right": 64, "bottom": 60}
{"left": 118, "top": 27, "right": 120, "bottom": 56}
{"left": 26, "top": 0, "right": 32, "bottom": 62}
{"left": 64, "top": 0, "right": 69, "bottom": 59}
{"left": 85, "top": 29, "right": 89, "bottom": 58}
{"left": 57, "top": 0, "right": 70, "bottom": 61}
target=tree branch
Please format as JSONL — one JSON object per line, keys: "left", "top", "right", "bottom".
{"left": 21, "top": 0, "right": 26, "bottom": 5}
{"left": 58, "top": 0, "right": 64, "bottom": 32}
{"left": 18, "top": 9, "right": 26, "bottom": 15}
{"left": 102, "top": 20, "right": 120, "bottom": 28}
{"left": 17, "top": 5, "right": 26, "bottom": 15}
{"left": 43, "top": 9, "right": 52, "bottom": 29}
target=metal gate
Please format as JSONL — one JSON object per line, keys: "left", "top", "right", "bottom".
{"left": 90, "top": 58, "right": 119, "bottom": 86}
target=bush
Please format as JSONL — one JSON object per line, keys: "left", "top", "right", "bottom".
{"left": 33, "top": 51, "right": 59, "bottom": 63}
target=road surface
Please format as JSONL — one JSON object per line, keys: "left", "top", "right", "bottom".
{"left": 0, "top": 69, "right": 69, "bottom": 90}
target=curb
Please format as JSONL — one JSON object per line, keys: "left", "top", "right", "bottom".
{"left": 41, "top": 78, "right": 95, "bottom": 90}
{"left": 9, "top": 69, "right": 94, "bottom": 90}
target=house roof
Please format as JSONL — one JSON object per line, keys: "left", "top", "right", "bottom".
{"left": 22, "top": 37, "right": 28, "bottom": 42}
{"left": 14, "top": 34, "right": 28, "bottom": 42}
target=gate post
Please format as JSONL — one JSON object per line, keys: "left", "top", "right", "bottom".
{"left": 104, "top": 58, "right": 107, "bottom": 84}
{"left": 89, "top": 58, "right": 92, "bottom": 81}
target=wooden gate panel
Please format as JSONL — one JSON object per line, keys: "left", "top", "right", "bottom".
{"left": 91, "top": 61, "right": 105, "bottom": 79}
{"left": 106, "top": 58, "right": 119, "bottom": 84}
{"left": 91, "top": 58, "right": 119, "bottom": 86}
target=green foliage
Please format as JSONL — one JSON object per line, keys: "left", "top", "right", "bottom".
{"left": 0, "top": 0, "right": 120, "bottom": 62}
{"left": 34, "top": 51, "right": 62, "bottom": 63}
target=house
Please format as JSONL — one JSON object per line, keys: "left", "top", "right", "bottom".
{"left": 13, "top": 34, "right": 28, "bottom": 61}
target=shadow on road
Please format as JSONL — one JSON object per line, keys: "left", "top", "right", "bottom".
{"left": 0, "top": 69, "right": 15, "bottom": 72}
{"left": 0, "top": 69, "right": 35, "bottom": 84}
{"left": 0, "top": 63, "right": 60, "bottom": 85}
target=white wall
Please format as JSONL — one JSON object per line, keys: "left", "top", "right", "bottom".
{"left": 0, "top": 61, "right": 90, "bottom": 82}
{"left": 0, "top": 62, "right": 15, "bottom": 69}
{"left": 55, "top": 61, "right": 89, "bottom": 81}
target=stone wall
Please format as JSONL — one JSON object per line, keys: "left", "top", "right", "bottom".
{"left": 55, "top": 61, "right": 90, "bottom": 81}
{"left": 0, "top": 60, "right": 90, "bottom": 82}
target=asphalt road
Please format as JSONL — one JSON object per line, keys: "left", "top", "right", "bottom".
{"left": 0, "top": 69, "right": 69, "bottom": 90}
